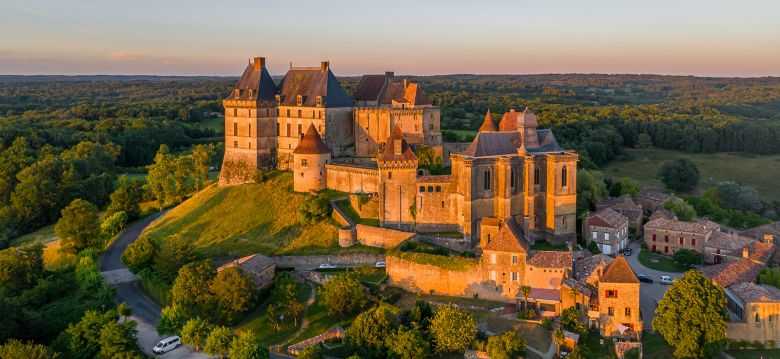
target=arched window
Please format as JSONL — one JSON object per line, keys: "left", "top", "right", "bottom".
{"left": 561, "top": 165, "right": 568, "bottom": 187}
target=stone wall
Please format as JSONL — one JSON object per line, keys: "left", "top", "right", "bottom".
{"left": 272, "top": 253, "right": 384, "bottom": 269}
{"left": 326, "top": 164, "right": 379, "bottom": 194}
{"left": 349, "top": 193, "right": 379, "bottom": 219}
{"left": 355, "top": 224, "right": 414, "bottom": 248}
{"left": 727, "top": 302, "right": 780, "bottom": 346}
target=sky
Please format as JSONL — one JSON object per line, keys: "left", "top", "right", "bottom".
{"left": 1, "top": 0, "right": 779, "bottom": 77}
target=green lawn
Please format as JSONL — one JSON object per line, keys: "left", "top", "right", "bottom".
{"left": 727, "top": 349, "right": 780, "bottom": 359}
{"left": 332, "top": 199, "right": 380, "bottom": 226}
{"left": 236, "top": 280, "right": 311, "bottom": 346}
{"left": 642, "top": 332, "right": 675, "bottom": 359}
{"left": 604, "top": 148, "right": 780, "bottom": 201}
{"left": 139, "top": 172, "right": 350, "bottom": 257}
{"left": 285, "top": 294, "right": 356, "bottom": 345}
{"left": 638, "top": 249, "right": 687, "bottom": 272}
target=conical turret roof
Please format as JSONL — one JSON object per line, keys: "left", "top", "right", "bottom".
{"left": 478, "top": 109, "right": 497, "bottom": 132}
{"left": 293, "top": 124, "right": 331, "bottom": 155}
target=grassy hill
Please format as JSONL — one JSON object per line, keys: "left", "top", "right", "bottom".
{"left": 604, "top": 148, "right": 780, "bottom": 201}
{"left": 139, "top": 172, "right": 346, "bottom": 257}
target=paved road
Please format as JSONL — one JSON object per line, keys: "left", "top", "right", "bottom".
{"left": 624, "top": 241, "right": 685, "bottom": 329}
{"left": 100, "top": 213, "right": 207, "bottom": 359}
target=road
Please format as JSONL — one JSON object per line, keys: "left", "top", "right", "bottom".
{"left": 624, "top": 240, "right": 685, "bottom": 329}
{"left": 100, "top": 213, "right": 207, "bottom": 359}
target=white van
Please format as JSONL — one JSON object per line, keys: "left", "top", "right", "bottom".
{"left": 152, "top": 336, "right": 181, "bottom": 354}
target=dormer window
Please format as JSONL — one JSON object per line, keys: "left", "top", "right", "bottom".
{"left": 275, "top": 94, "right": 281, "bottom": 104}
{"left": 234, "top": 89, "right": 240, "bottom": 98}
{"left": 316, "top": 96, "right": 323, "bottom": 107}
{"left": 296, "top": 95, "right": 303, "bottom": 106}
{"left": 247, "top": 89, "right": 254, "bottom": 97}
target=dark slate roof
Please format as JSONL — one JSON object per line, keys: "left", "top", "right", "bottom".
{"left": 277, "top": 65, "right": 353, "bottom": 107}
{"left": 533, "top": 130, "right": 562, "bottom": 152}
{"left": 229, "top": 58, "right": 277, "bottom": 101}
{"left": 354, "top": 74, "right": 388, "bottom": 101}
{"left": 294, "top": 124, "right": 331, "bottom": 154}
{"left": 600, "top": 256, "right": 639, "bottom": 284}
{"left": 462, "top": 131, "right": 523, "bottom": 157}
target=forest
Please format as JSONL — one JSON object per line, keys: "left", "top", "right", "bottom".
{"left": 2, "top": 73, "right": 780, "bottom": 240}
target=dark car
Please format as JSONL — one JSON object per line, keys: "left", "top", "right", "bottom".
{"left": 637, "top": 274, "right": 653, "bottom": 283}
{"left": 623, "top": 248, "right": 633, "bottom": 256}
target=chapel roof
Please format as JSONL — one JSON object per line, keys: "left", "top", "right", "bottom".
{"left": 293, "top": 124, "right": 331, "bottom": 154}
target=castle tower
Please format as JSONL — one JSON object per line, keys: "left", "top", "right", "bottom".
{"left": 293, "top": 124, "right": 332, "bottom": 192}
{"left": 219, "top": 57, "right": 278, "bottom": 185}
{"left": 377, "top": 125, "right": 418, "bottom": 230}
{"left": 478, "top": 109, "right": 497, "bottom": 132}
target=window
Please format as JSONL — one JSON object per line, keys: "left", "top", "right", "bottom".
{"left": 427, "top": 186, "right": 433, "bottom": 192}
{"left": 296, "top": 95, "right": 303, "bottom": 106}
{"left": 286, "top": 109, "right": 291, "bottom": 117}
{"left": 606, "top": 290, "right": 618, "bottom": 298}
{"left": 298, "top": 109, "right": 302, "bottom": 118}
{"left": 419, "top": 186, "right": 425, "bottom": 193}
{"left": 512, "top": 255, "right": 519, "bottom": 265}
{"left": 441, "top": 201, "right": 444, "bottom": 208}
{"left": 561, "top": 165, "right": 568, "bottom": 187}
{"left": 435, "top": 185, "right": 441, "bottom": 192}
{"left": 233, "top": 122, "right": 238, "bottom": 136}
{"left": 484, "top": 170, "right": 491, "bottom": 191}
{"left": 510, "top": 168, "right": 517, "bottom": 192}
{"left": 301, "top": 159, "right": 308, "bottom": 168}
{"left": 592, "top": 232, "right": 597, "bottom": 240}
{"left": 534, "top": 167, "right": 540, "bottom": 186}
{"left": 233, "top": 108, "right": 237, "bottom": 116}
{"left": 298, "top": 124, "right": 303, "bottom": 137}
{"left": 248, "top": 124, "right": 251, "bottom": 135}
{"left": 756, "top": 312, "right": 761, "bottom": 323}
{"left": 625, "top": 308, "right": 631, "bottom": 317}
{"left": 233, "top": 141, "right": 238, "bottom": 148}
{"left": 388, "top": 172, "right": 392, "bottom": 179}
{"left": 692, "top": 238, "right": 696, "bottom": 246}
{"left": 664, "top": 235, "right": 669, "bottom": 243}
{"left": 679, "top": 237, "right": 684, "bottom": 245}
{"left": 490, "top": 253, "right": 497, "bottom": 264}
{"left": 276, "top": 123, "right": 280, "bottom": 135}
{"left": 511, "top": 272, "right": 518, "bottom": 281}
{"left": 608, "top": 307, "right": 615, "bottom": 316}
{"left": 652, "top": 234, "right": 656, "bottom": 242}
{"left": 286, "top": 123, "right": 291, "bottom": 137}
{"left": 316, "top": 96, "right": 323, "bottom": 107}
{"left": 489, "top": 271, "right": 496, "bottom": 281}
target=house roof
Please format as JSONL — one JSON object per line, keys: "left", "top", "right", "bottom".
{"left": 353, "top": 74, "right": 388, "bottom": 101}
{"left": 482, "top": 220, "right": 529, "bottom": 253}
{"left": 600, "top": 256, "right": 639, "bottom": 284}
{"left": 740, "top": 222, "right": 780, "bottom": 241}
{"left": 528, "top": 251, "right": 573, "bottom": 269}
{"left": 478, "top": 110, "right": 497, "bottom": 132}
{"left": 588, "top": 208, "right": 628, "bottom": 229}
{"left": 293, "top": 124, "right": 331, "bottom": 155}
{"left": 706, "top": 231, "right": 753, "bottom": 252}
{"left": 575, "top": 254, "right": 614, "bottom": 281}
{"left": 644, "top": 217, "right": 720, "bottom": 235}
{"left": 277, "top": 64, "right": 353, "bottom": 107}
{"left": 229, "top": 58, "right": 277, "bottom": 102}
{"left": 748, "top": 241, "right": 775, "bottom": 264}
{"left": 701, "top": 259, "right": 764, "bottom": 288}
{"left": 729, "top": 282, "right": 780, "bottom": 303}
{"left": 379, "top": 125, "right": 417, "bottom": 162}
{"left": 377, "top": 79, "right": 432, "bottom": 106}
{"left": 597, "top": 196, "right": 642, "bottom": 213}
{"left": 649, "top": 208, "right": 677, "bottom": 221}
{"left": 218, "top": 254, "right": 275, "bottom": 274}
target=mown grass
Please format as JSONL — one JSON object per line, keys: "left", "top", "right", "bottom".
{"left": 10, "top": 224, "right": 57, "bottom": 247}
{"left": 604, "top": 148, "right": 780, "bottom": 201}
{"left": 638, "top": 249, "right": 687, "bottom": 273}
{"left": 236, "top": 280, "right": 311, "bottom": 347}
{"left": 332, "top": 199, "right": 380, "bottom": 226}
{"left": 388, "top": 250, "right": 478, "bottom": 271}
{"left": 139, "top": 172, "right": 343, "bottom": 257}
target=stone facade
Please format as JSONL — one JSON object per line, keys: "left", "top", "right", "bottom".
{"left": 725, "top": 282, "right": 780, "bottom": 346}
{"left": 585, "top": 208, "right": 629, "bottom": 255}
{"left": 643, "top": 217, "right": 719, "bottom": 256}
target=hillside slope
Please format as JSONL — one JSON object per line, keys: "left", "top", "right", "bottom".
{"left": 139, "top": 173, "right": 340, "bottom": 257}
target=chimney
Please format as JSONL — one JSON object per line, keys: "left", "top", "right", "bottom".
{"left": 742, "top": 246, "right": 750, "bottom": 259}
{"left": 253, "top": 57, "right": 265, "bottom": 70}
{"left": 764, "top": 233, "right": 775, "bottom": 244}
{"left": 403, "top": 78, "right": 408, "bottom": 88}
{"left": 510, "top": 108, "right": 516, "bottom": 113}
{"left": 320, "top": 61, "right": 329, "bottom": 71}
{"left": 385, "top": 71, "right": 394, "bottom": 79}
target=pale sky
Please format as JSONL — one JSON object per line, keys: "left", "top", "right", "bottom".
{"left": 1, "top": 0, "right": 779, "bottom": 77}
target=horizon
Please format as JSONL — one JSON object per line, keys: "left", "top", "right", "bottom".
{"left": 1, "top": 0, "right": 779, "bottom": 77}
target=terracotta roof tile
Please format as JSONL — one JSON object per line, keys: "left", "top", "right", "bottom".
{"left": 600, "top": 256, "right": 639, "bottom": 284}
{"left": 729, "top": 282, "right": 780, "bottom": 303}
{"left": 575, "top": 254, "right": 614, "bottom": 281}
{"left": 379, "top": 125, "right": 417, "bottom": 162}
{"left": 644, "top": 217, "right": 719, "bottom": 235}
{"left": 478, "top": 110, "right": 497, "bottom": 132}
{"left": 528, "top": 251, "right": 572, "bottom": 269}
{"left": 701, "top": 259, "right": 764, "bottom": 288}
{"left": 587, "top": 208, "right": 628, "bottom": 229}
{"left": 483, "top": 221, "right": 529, "bottom": 253}
{"left": 293, "top": 124, "right": 331, "bottom": 154}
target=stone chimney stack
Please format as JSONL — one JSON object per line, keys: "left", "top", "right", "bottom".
{"left": 403, "top": 78, "right": 408, "bottom": 88}
{"left": 320, "top": 61, "right": 329, "bottom": 72}
{"left": 253, "top": 57, "right": 265, "bottom": 70}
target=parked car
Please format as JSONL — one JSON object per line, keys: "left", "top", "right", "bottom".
{"left": 152, "top": 336, "right": 181, "bottom": 355}
{"left": 374, "top": 261, "right": 386, "bottom": 268}
{"left": 660, "top": 275, "right": 674, "bottom": 285}
{"left": 637, "top": 274, "right": 654, "bottom": 283}
{"left": 318, "top": 263, "right": 337, "bottom": 269}
{"left": 623, "top": 248, "right": 633, "bottom": 256}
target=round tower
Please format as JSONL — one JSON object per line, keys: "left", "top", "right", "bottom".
{"left": 293, "top": 124, "right": 331, "bottom": 192}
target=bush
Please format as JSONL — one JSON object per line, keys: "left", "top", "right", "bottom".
{"left": 673, "top": 249, "right": 703, "bottom": 267}
{"left": 319, "top": 273, "right": 367, "bottom": 317}
{"left": 429, "top": 304, "right": 477, "bottom": 353}
{"left": 486, "top": 332, "right": 526, "bottom": 359}
{"left": 101, "top": 211, "right": 128, "bottom": 237}
{"left": 658, "top": 159, "right": 699, "bottom": 192}
{"left": 298, "top": 194, "right": 331, "bottom": 224}
{"left": 122, "top": 236, "right": 156, "bottom": 272}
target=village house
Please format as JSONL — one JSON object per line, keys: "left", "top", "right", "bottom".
{"left": 643, "top": 216, "right": 720, "bottom": 257}
{"left": 596, "top": 196, "right": 643, "bottom": 234}
{"left": 217, "top": 254, "right": 276, "bottom": 289}
{"left": 585, "top": 208, "right": 630, "bottom": 256}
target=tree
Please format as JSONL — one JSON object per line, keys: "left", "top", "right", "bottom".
{"left": 192, "top": 144, "right": 215, "bottom": 191}
{"left": 158, "top": 305, "right": 188, "bottom": 335}
{"left": 122, "top": 235, "right": 156, "bottom": 272}
{"left": 55, "top": 199, "right": 101, "bottom": 252}
{"left": 759, "top": 267, "right": 780, "bottom": 288}
{"left": 0, "top": 244, "right": 44, "bottom": 293}
{"left": 154, "top": 234, "right": 196, "bottom": 280}
{"left": 653, "top": 270, "right": 727, "bottom": 358}
{"left": 519, "top": 286, "right": 531, "bottom": 312}
{"left": 346, "top": 304, "right": 399, "bottom": 356}
{"left": 170, "top": 260, "right": 215, "bottom": 319}
{"left": 486, "top": 331, "right": 526, "bottom": 359}
{"left": 204, "top": 326, "right": 234, "bottom": 358}
{"left": 673, "top": 249, "right": 703, "bottom": 267}
{"left": 297, "top": 345, "right": 323, "bottom": 359}
{"left": 147, "top": 144, "right": 194, "bottom": 208}
{"left": 577, "top": 170, "right": 607, "bottom": 214}
{"left": 560, "top": 307, "right": 587, "bottom": 334}
{"left": 64, "top": 310, "right": 117, "bottom": 359}
{"left": 387, "top": 326, "right": 430, "bottom": 359}
{"left": 429, "top": 304, "right": 477, "bottom": 353}
{"left": 664, "top": 197, "right": 697, "bottom": 221}
{"left": 180, "top": 317, "right": 213, "bottom": 352}
{"left": 209, "top": 267, "right": 256, "bottom": 323}
{"left": 229, "top": 330, "right": 269, "bottom": 359}
{"left": 288, "top": 299, "right": 305, "bottom": 327}
{"left": 106, "top": 176, "right": 144, "bottom": 219}
{"left": 117, "top": 303, "right": 132, "bottom": 320}
{"left": 637, "top": 133, "right": 653, "bottom": 148}
{"left": 98, "top": 320, "right": 140, "bottom": 359}
{"left": 101, "top": 211, "right": 128, "bottom": 237}
{"left": 404, "top": 300, "right": 434, "bottom": 330}
{"left": 0, "top": 339, "right": 59, "bottom": 359}
{"left": 658, "top": 159, "right": 700, "bottom": 192}
{"left": 609, "top": 177, "right": 640, "bottom": 198}
{"left": 298, "top": 194, "right": 330, "bottom": 224}
{"left": 319, "top": 273, "right": 367, "bottom": 317}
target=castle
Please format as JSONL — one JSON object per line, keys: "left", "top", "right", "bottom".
{"left": 220, "top": 56, "right": 578, "bottom": 246}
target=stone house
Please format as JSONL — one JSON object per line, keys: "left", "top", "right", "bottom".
{"left": 595, "top": 256, "right": 643, "bottom": 337}
{"left": 725, "top": 282, "right": 780, "bottom": 346}
{"left": 585, "top": 208, "right": 630, "bottom": 255}
{"left": 643, "top": 217, "right": 720, "bottom": 256}
{"left": 217, "top": 254, "right": 275, "bottom": 289}
{"left": 596, "top": 196, "right": 643, "bottom": 234}
{"left": 637, "top": 190, "right": 671, "bottom": 215}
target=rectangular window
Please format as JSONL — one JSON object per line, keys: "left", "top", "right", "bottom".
{"left": 435, "top": 186, "right": 441, "bottom": 192}
{"left": 301, "top": 159, "right": 308, "bottom": 168}
{"left": 484, "top": 170, "right": 491, "bottom": 191}
{"left": 233, "top": 122, "right": 238, "bottom": 136}
{"left": 625, "top": 307, "right": 631, "bottom": 317}
{"left": 652, "top": 234, "right": 656, "bottom": 242}
{"left": 298, "top": 124, "right": 303, "bottom": 137}
{"left": 419, "top": 186, "right": 425, "bottom": 193}
{"left": 511, "top": 272, "right": 518, "bottom": 281}
{"left": 606, "top": 289, "right": 618, "bottom": 298}
{"left": 286, "top": 109, "right": 291, "bottom": 117}
{"left": 388, "top": 172, "right": 392, "bottom": 179}
{"left": 534, "top": 168, "right": 540, "bottom": 185}
{"left": 286, "top": 123, "right": 291, "bottom": 137}
{"left": 679, "top": 237, "right": 684, "bottom": 245}
{"left": 297, "top": 109, "right": 302, "bottom": 118}
{"left": 592, "top": 232, "right": 597, "bottom": 240}
{"left": 490, "top": 253, "right": 497, "bottom": 264}
{"left": 608, "top": 307, "right": 614, "bottom": 316}
{"left": 512, "top": 255, "right": 518, "bottom": 265}
{"left": 276, "top": 122, "right": 280, "bottom": 135}
{"left": 605, "top": 233, "right": 610, "bottom": 241}
{"left": 692, "top": 238, "right": 696, "bottom": 246}
{"left": 427, "top": 186, "right": 433, "bottom": 192}
{"left": 665, "top": 235, "right": 669, "bottom": 243}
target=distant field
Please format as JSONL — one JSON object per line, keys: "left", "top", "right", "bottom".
{"left": 139, "top": 172, "right": 345, "bottom": 257}
{"left": 604, "top": 148, "right": 780, "bottom": 201}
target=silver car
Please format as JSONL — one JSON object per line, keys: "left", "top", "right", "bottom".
{"left": 152, "top": 336, "right": 181, "bottom": 355}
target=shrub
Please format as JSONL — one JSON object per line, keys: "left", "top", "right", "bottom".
{"left": 429, "top": 304, "right": 477, "bottom": 353}
{"left": 101, "top": 211, "right": 128, "bottom": 237}
{"left": 298, "top": 194, "right": 331, "bottom": 224}
{"left": 486, "top": 332, "right": 526, "bottom": 359}
{"left": 658, "top": 159, "right": 699, "bottom": 192}
{"left": 122, "top": 236, "right": 156, "bottom": 272}
{"left": 673, "top": 249, "right": 703, "bottom": 267}
{"left": 319, "top": 273, "right": 367, "bottom": 317}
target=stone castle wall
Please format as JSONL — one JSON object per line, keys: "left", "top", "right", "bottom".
{"left": 325, "top": 164, "right": 378, "bottom": 194}
{"left": 355, "top": 224, "right": 414, "bottom": 248}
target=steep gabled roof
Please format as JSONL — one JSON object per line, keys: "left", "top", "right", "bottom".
{"left": 483, "top": 221, "right": 529, "bottom": 253}
{"left": 600, "top": 256, "right": 639, "bottom": 284}
{"left": 588, "top": 208, "right": 628, "bottom": 229}
{"left": 277, "top": 64, "right": 353, "bottom": 107}
{"left": 462, "top": 131, "right": 523, "bottom": 157}
{"left": 528, "top": 251, "right": 573, "bottom": 269}
{"left": 230, "top": 57, "right": 277, "bottom": 101}
{"left": 354, "top": 74, "right": 388, "bottom": 102}
{"left": 702, "top": 258, "right": 764, "bottom": 288}
{"left": 294, "top": 124, "right": 331, "bottom": 154}
{"left": 379, "top": 125, "right": 417, "bottom": 162}
{"left": 478, "top": 110, "right": 497, "bottom": 132}
{"left": 379, "top": 80, "right": 432, "bottom": 106}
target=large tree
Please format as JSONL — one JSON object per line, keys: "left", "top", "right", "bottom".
{"left": 170, "top": 260, "right": 216, "bottom": 319}
{"left": 658, "top": 158, "right": 700, "bottom": 192}
{"left": 106, "top": 175, "right": 144, "bottom": 219}
{"left": 228, "top": 330, "right": 269, "bottom": 359}
{"left": 346, "top": 304, "right": 399, "bottom": 356}
{"left": 429, "top": 304, "right": 477, "bottom": 353}
{"left": 180, "top": 317, "right": 213, "bottom": 352}
{"left": 204, "top": 326, "right": 234, "bottom": 358}
{"left": 210, "top": 267, "right": 256, "bottom": 323}
{"left": 0, "top": 244, "right": 44, "bottom": 293}
{"left": 99, "top": 320, "right": 142, "bottom": 359}
{"left": 653, "top": 270, "right": 727, "bottom": 358}
{"left": 154, "top": 234, "right": 196, "bottom": 281}
{"left": 319, "top": 273, "right": 367, "bottom": 317}
{"left": 386, "top": 326, "right": 430, "bottom": 359}
{"left": 55, "top": 198, "right": 101, "bottom": 252}
{"left": 0, "top": 339, "right": 58, "bottom": 359}
{"left": 486, "top": 331, "right": 526, "bottom": 359}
